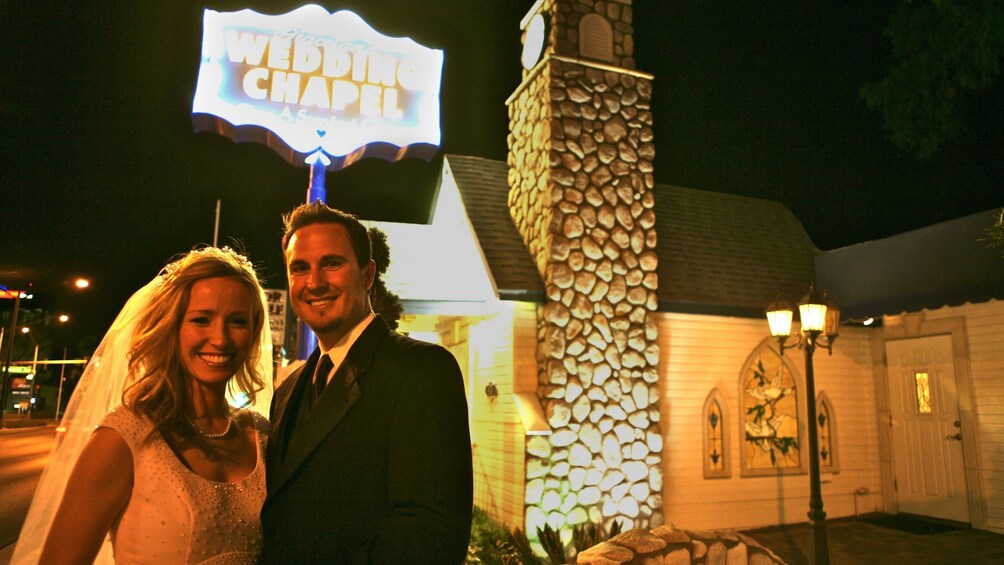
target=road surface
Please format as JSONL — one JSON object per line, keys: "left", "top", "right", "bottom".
{"left": 0, "top": 424, "right": 57, "bottom": 561}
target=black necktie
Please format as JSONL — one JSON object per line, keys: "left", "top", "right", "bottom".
{"left": 311, "top": 354, "right": 334, "bottom": 408}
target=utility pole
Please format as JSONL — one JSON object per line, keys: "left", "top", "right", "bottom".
{"left": 56, "top": 347, "right": 67, "bottom": 420}
{"left": 26, "top": 343, "right": 38, "bottom": 419}
{"left": 213, "top": 198, "right": 221, "bottom": 247}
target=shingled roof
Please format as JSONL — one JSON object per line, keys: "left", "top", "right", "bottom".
{"left": 446, "top": 155, "right": 545, "bottom": 299}
{"left": 656, "top": 185, "right": 818, "bottom": 316}
{"left": 445, "top": 155, "right": 818, "bottom": 317}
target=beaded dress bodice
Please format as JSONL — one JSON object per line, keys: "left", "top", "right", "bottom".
{"left": 100, "top": 407, "right": 268, "bottom": 565}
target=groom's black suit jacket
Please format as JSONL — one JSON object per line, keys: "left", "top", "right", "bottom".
{"left": 261, "top": 316, "right": 473, "bottom": 564}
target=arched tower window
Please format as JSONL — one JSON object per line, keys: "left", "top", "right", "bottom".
{"left": 578, "top": 14, "right": 613, "bottom": 62}
{"left": 703, "top": 388, "right": 731, "bottom": 478}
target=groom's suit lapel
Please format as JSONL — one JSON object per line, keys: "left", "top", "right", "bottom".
{"left": 268, "top": 317, "right": 388, "bottom": 499}
{"left": 265, "top": 350, "right": 318, "bottom": 483}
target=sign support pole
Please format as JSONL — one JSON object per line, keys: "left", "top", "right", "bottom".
{"left": 296, "top": 159, "right": 327, "bottom": 360}
{"left": 306, "top": 158, "right": 327, "bottom": 204}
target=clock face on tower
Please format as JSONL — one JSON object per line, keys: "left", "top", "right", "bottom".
{"left": 521, "top": 13, "right": 546, "bottom": 70}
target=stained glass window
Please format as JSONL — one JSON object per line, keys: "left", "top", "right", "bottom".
{"left": 816, "top": 392, "right": 838, "bottom": 472}
{"left": 741, "top": 346, "right": 803, "bottom": 476}
{"left": 703, "top": 389, "right": 730, "bottom": 478}
{"left": 914, "top": 371, "right": 932, "bottom": 414}
{"left": 708, "top": 402, "right": 724, "bottom": 470}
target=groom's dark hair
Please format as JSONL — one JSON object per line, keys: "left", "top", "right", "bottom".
{"left": 281, "top": 200, "right": 372, "bottom": 267}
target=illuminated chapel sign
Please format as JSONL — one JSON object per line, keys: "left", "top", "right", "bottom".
{"left": 192, "top": 5, "right": 443, "bottom": 168}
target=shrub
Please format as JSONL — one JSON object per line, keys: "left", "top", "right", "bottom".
{"left": 468, "top": 508, "right": 625, "bottom": 565}
{"left": 536, "top": 523, "right": 566, "bottom": 564}
{"left": 468, "top": 507, "right": 544, "bottom": 564}
{"left": 571, "top": 519, "right": 624, "bottom": 558}
{"left": 508, "top": 528, "right": 546, "bottom": 565}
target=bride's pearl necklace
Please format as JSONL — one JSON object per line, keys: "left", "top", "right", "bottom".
{"left": 185, "top": 413, "right": 234, "bottom": 439}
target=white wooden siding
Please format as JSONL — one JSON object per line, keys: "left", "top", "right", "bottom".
{"left": 470, "top": 302, "right": 538, "bottom": 531}
{"left": 657, "top": 312, "right": 882, "bottom": 530}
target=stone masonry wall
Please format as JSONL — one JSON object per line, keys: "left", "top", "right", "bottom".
{"left": 575, "top": 526, "right": 788, "bottom": 565}
{"left": 508, "top": 67, "right": 553, "bottom": 280}
{"left": 545, "top": 0, "right": 636, "bottom": 71}
{"left": 508, "top": 50, "right": 662, "bottom": 544}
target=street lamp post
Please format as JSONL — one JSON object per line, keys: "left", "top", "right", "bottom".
{"left": 5, "top": 313, "right": 71, "bottom": 421}
{"left": 766, "top": 286, "right": 840, "bottom": 565}
{"left": 56, "top": 347, "right": 68, "bottom": 420}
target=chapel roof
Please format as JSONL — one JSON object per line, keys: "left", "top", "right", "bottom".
{"left": 654, "top": 184, "right": 818, "bottom": 316}
{"left": 446, "top": 154, "right": 818, "bottom": 317}
{"left": 445, "top": 155, "right": 546, "bottom": 299}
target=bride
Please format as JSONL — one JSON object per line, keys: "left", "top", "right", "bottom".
{"left": 12, "top": 246, "right": 273, "bottom": 564}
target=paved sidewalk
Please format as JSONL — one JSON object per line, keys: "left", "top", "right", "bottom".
{"left": 743, "top": 514, "right": 1004, "bottom": 565}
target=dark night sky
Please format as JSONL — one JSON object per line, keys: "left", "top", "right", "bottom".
{"left": 3, "top": 1, "right": 1002, "bottom": 344}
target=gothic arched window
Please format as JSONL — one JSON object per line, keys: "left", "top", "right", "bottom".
{"left": 817, "top": 391, "right": 839, "bottom": 473}
{"left": 740, "top": 343, "right": 805, "bottom": 476}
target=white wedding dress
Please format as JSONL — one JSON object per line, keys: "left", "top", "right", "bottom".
{"left": 102, "top": 407, "right": 268, "bottom": 565}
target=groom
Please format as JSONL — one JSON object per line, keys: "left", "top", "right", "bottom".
{"left": 261, "top": 202, "right": 473, "bottom": 564}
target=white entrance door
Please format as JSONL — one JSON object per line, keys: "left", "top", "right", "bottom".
{"left": 886, "top": 335, "right": 969, "bottom": 522}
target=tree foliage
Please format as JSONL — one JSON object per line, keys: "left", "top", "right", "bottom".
{"left": 367, "top": 227, "right": 403, "bottom": 330}
{"left": 860, "top": 0, "right": 1004, "bottom": 158}
{"left": 985, "top": 208, "right": 1004, "bottom": 259}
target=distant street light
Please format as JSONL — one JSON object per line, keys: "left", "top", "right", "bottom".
{"left": 17, "top": 315, "right": 72, "bottom": 420}
{"left": 2, "top": 282, "right": 81, "bottom": 426}
{"left": 766, "top": 285, "right": 840, "bottom": 565}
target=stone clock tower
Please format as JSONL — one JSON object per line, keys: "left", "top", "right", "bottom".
{"left": 507, "top": 0, "right": 663, "bottom": 540}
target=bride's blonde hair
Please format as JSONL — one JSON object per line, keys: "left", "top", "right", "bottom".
{"left": 123, "top": 246, "right": 267, "bottom": 437}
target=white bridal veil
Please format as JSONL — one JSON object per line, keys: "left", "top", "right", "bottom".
{"left": 11, "top": 275, "right": 274, "bottom": 564}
